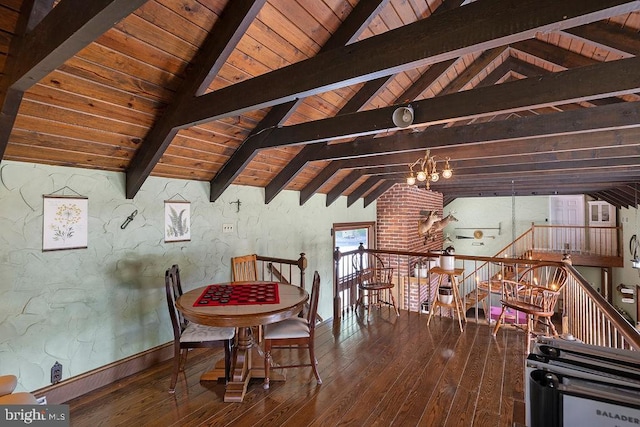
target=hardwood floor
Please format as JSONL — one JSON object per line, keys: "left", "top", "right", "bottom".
{"left": 67, "top": 309, "right": 526, "bottom": 426}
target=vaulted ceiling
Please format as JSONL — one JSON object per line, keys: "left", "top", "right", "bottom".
{"left": 1, "top": 0, "right": 640, "bottom": 209}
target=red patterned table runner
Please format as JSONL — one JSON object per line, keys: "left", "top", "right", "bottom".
{"left": 193, "top": 282, "right": 279, "bottom": 306}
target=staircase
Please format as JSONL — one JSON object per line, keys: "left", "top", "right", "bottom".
{"left": 462, "top": 223, "right": 623, "bottom": 316}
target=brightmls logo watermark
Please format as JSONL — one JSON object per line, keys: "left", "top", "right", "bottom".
{"left": 0, "top": 405, "right": 69, "bottom": 426}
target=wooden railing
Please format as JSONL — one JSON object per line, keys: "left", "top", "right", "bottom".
{"left": 333, "top": 247, "right": 640, "bottom": 351}
{"left": 563, "top": 264, "right": 640, "bottom": 350}
{"left": 530, "top": 223, "right": 622, "bottom": 257}
{"left": 254, "top": 253, "right": 307, "bottom": 289}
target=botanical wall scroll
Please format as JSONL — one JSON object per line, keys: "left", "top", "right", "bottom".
{"left": 43, "top": 195, "right": 88, "bottom": 251}
{"left": 165, "top": 200, "right": 190, "bottom": 242}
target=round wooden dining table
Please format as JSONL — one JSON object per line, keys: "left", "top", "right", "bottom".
{"left": 176, "top": 281, "right": 308, "bottom": 403}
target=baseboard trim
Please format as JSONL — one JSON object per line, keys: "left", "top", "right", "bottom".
{"left": 33, "top": 343, "right": 174, "bottom": 404}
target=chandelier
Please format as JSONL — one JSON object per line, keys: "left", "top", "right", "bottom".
{"left": 406, "top": 150, "right": 453, "bottom": 190}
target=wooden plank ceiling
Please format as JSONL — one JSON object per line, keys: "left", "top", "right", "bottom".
{"left": 1, "top": 0, "right": 640, "bottom": 208}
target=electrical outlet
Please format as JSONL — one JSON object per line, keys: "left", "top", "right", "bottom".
{"left": 222, "top": 223, "right": 234, "bottom": 233}
{"left": 51, "top": 361, "right": 62, "bottom": 384}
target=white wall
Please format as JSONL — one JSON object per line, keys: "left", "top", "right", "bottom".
{"left": 616, "top": 206, "right": 640, "bottom": 325}
{"left": 0, "top": 161, "right": 375, "bottom": 391}
{"left": 442, "top": 196, "right": 549, "bottom": 255}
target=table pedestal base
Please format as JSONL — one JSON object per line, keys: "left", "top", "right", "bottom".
{"left": 200, "top": 327, "right": 285, "bottom": 403}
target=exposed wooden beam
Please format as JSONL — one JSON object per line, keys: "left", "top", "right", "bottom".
{"left": 299, "top": 163, "right": 341, "bottom": 206}
{"left": 174, "top": 0, "right": 640, "bottom": 128}
{"left": 211, "top": 0, "right": 391, "bottom": 202}
{"left": 326, "top": 171, "right": 364, "bottom": 207}
{"left": 0, "top": 0, "right": 146, "bottom": 160}
{"left": 510, "top": 38, "right": 598, "bottom": 69}
{"left": 13, "top": 0, "right": 148, "bottom": 91}
{"left": 563, "top": 21, "right": 640, "bottom": 56}
{"left": 364, "top": 180, "right": 396, "bottom": 207}
{"left": 125, "top": 0, "right": 267, "bottom": 198}
{"left": 255, "top": 56, "right": 640, "bottom": 150}
{"left": 296, "top": 49, "right": 504, "bottom": 204}
{"left": 268, "top": 56, "right": 460, "bottom": 204}
{"left": 308, "top": 102, "right": 640, "bottom": 162}
{"left": 297, "top": 126, "right": 640, "bottom": 200}
{"left": 347, "top": 176, "right": 381, "bottom": 207}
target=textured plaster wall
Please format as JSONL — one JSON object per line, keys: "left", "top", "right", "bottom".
{"left": 0, "top": 161, "right": 375, "bottom": 391}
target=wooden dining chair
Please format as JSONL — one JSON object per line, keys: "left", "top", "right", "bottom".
{"left": 352, "top": 252, "right": 399, "bottom": 317}
{"left": 231, "top": 254, "right": 258, "bottom": 281}
{"left": 492, "top": 264, "right": 568, "bottom": 352}
{"left": 165, "top": 265, "right": 235, "bottom": 393}
{"left": 262, "top": 271, "right": 322, "bottom": 390}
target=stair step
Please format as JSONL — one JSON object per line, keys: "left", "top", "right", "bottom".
{"left": 464, "top": 290, "right": 488, "bottom": 310}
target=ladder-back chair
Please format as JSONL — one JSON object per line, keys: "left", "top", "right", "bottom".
{"left": 165, "top": 265, "right": 235, "bottom": 392}
{"left": 263, "top": 271, "right": 322, "bottom": 390}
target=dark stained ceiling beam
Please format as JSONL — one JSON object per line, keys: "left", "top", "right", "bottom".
{"left": 563, "top": 21, "right": 640, "bottom": 56}
{"left": 263, "top": 0, "right": 467, "bottom": 204}
{"left": 209, "top": 0, "right": 392, "bottom": 202}
{"left": 300, "top": 163, "right": 341, "bottom": 205}
{"left": 296, "top": 58, "right": 459, "bottom": 206}
{"left": 254, "top": 56, "right": 640, "bottom": 150}
{"left": 13, "top": 0, "right": 148, "bottom": 91}
{"left": 364, "top": 180, "right": 396, "bottom": 208}
{"left": 438, "top": 47, "right": 505, "bottom": 96}
{"left": 173, "top": 0, "right": 640, "bottom": 128}
{"left": 0, "top": 0, "right": 147, "bottom": 160}
{"left": 435, "top": 179, "right": 640, "bottom": 197}
{"left": 265, "top": 0, "right": 468, "bottom": 205}
{"left": 300, "top": 125, "right": 640, "bottom": 202}
{"left": 347, "top": 176, "right": 382, "bottom": 207}
{"left": 599, "top": 190, "right": 631, "bottom": 208}
{"left": 510, "top": 38, "right": 598, "bottom": 69}
{"left": 326, "top": 171, "right": 365, "bottom": 207}
{"left": 344, "top": 150, "right": 640, "bottom": 204}
{"left": 125, "top": 0, "right": 267, "bottom": 199}
{"left": 307, "top": 101, "right": 640, "bottom": 162}
{"left": 313, "top": 52, "right": 530, "bottom": 204}
{"left": 433, "top": 169, "right": 640, "bottom": 190}
{"left": 270, "top": 56, "right": 464, "bottom": 205}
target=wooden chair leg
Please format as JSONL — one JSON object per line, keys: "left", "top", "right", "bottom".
{"left": 178, "top": 348, "right": 189, "bottom": 372}
{"left": 526, "top": 316, "right": 534, "bottom": 354}
{"left": 169, "top": 344, "right": 181, "bottom": 393}
{"left": 492, "top": 306, "right": 507, "bottom": 336}
{"left": 308, "top": 344, "right": 322, "bottom": 385}
{"left": 389, "top": 291, "right": 400, "bottom": 317}
{"left": 263, "top": 342, "right": 272, "bottom": 390}
{"left": 542, "top": 317, "right": 559, "bottom": 337}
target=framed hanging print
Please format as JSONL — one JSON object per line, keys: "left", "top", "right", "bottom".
{"left": 165, "top": 200, "right": 190, "bottom": 242}
{"left": 43, "top": 195, "right": 88, "bottom": 251}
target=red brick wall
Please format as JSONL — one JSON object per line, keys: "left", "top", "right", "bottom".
{"left": 376, "top": 184, "right": 444, "bottom": 311}
{"left": 376, "top": 183, "right": 444, "bottom": 252}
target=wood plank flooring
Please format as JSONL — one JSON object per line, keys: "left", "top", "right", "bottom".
{"left": 67, "top": 309, "right": 526, "bottom": 426}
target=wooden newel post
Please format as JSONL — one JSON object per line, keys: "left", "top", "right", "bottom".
{"left": 356, "top": 243, "right": 365, "bottom": 271}
{"left": 297, "top": 253, "right": 307, "bottom": 289}
{"left": 334, "top": 247, "right": 342, "bottom": 320}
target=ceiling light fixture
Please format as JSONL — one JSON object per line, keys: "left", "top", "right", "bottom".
{"left": 406, "top": 150, "right": 453, "bottom": 190}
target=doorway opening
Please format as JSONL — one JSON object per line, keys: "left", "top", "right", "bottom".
{"left": 333, "top": 222, "right": 375, "bottom": 307}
